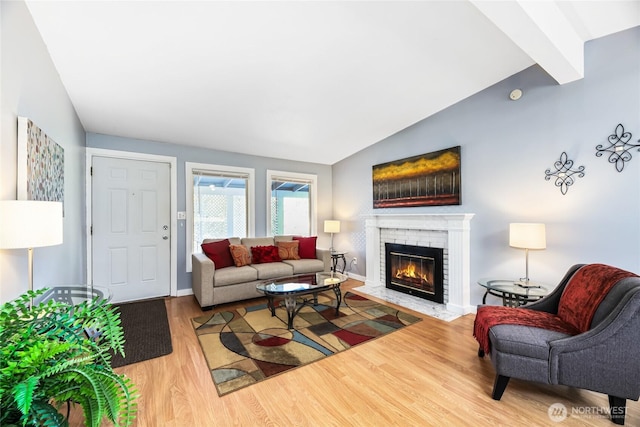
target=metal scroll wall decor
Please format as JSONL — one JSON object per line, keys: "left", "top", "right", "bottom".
{"left": 595, "top": 123, "right": 640, "bottom": 172}
{"left": 544, "top": 152, "right": 585, "bottom": 195}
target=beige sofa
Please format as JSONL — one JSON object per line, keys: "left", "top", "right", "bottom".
{"left": 192, "top": 236, "right": 332, "bottom": 309}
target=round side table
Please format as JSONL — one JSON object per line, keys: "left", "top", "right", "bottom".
{"left": 477, "top": 278, "right": 549, "bottom": 307}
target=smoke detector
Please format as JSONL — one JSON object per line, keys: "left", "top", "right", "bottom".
{"left": 509, "top": 89, "right": 523, "bottom": 101}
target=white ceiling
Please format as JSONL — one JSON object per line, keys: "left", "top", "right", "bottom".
{"left": 25, "top": 1, "right": 640, "bottom": 165}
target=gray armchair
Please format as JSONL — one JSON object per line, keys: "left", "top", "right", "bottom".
{"left": 475, "top": 263, "right": 640, "bottom": 425}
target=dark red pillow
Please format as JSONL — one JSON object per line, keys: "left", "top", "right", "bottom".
{"left": 201, "top": 239, "right": 234, "bottom": 268}
{"left": 293, "top": 236, "right": 317, "bottom": 259}
{"left": 250, "top": 245, "right": 281, "bottom": 264}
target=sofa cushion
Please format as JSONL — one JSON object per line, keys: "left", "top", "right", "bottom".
{"left": 241, "top": 237, "right": 276, "bottom": 249}
{"left": 251, "top": 262, "right": 294, "bottom": 280}
{"left": 214, "top": 265, "right": 258, "bottom": 287}
{"left": 293, "top": 236, "right": 317, "bottom": 259}
{"left": 229, "top": 244, "right": 251, "bottom": 267}
{"left": 490, "top": 325, "right": 572, "bottom": 360}
{"left": 201, "top": 239, "right": 234, "bottom": 268}
{"left": 277, "top": 240, "right": 300, "bottom": 260}
{"left": 283, "top": 259, "right": 324, "bottom": 275}
{"left": 251, "top": 245, "right": 281, "bottom": 263}
{"left": 474, "top": 305, "right": 578, "bottom": 355}
{"left": 204, "top": 237, "right": 241, "bottom": 245}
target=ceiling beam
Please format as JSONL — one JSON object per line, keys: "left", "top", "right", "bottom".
{"left": 470, "top": 0, "right": 584, "bottom": 85}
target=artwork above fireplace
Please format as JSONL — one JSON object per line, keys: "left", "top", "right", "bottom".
{"left": 385, "top": 242, "right": 444, "bottom": 303}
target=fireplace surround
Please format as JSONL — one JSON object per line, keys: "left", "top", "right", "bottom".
{"left": 365, "top": 214, "right": 474, "bottom": 314}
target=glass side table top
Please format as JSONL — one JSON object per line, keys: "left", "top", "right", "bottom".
{"left": 257, "top": 272, "right": 348, "bottom": 294}
{"left": 477, "top": 278, "right": 548, "bottom": 297}
{"left": 33, "top": 285, "right": 112, "bottom": 306}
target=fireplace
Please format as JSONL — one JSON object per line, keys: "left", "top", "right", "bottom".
{"left": 385, "top": 243, "right": 444, "bottom": 303}
{"left": 366, "top": 213, "right": 474, "bottom": 314}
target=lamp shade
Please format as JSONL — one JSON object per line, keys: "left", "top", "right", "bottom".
{"left": 0, "top": 200, "right": 63, "bottom": 249}
{"left": 509, "top": 223, "right": 546, "bottom": 250}
{"left": 324, "top": 220, "right": 340, "bottom": 234}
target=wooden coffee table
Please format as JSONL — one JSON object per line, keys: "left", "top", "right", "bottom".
{"left": 256, "top": 272, "right": 348, "bottom": 329}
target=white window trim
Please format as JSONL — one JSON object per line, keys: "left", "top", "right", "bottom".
{"left": 185, "top": 162, "right": 255, "bottom": 272}
{"left": 266, "top": 169, "right": 317, "bottom": 237}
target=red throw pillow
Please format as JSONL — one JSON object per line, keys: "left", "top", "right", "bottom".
{"left": 293, "top": 236, "right": 317, "bottom": 259}
{"left": 251, "top": 245, "right": 281, "bottom": 264}
{"left": 201, "top": 239, "right": 234, "bottom": 268}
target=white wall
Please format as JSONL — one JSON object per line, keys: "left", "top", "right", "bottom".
{"left": 0, "top": 1, "right": 86, "bottom": 302}
{"left": 332, "top": 27, "right": 640, "bottom": 306}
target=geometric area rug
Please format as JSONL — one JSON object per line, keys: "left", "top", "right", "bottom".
{"left": 191, "top": 291, "right": 422, "bottom": 396}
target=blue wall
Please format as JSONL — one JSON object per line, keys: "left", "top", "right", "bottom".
{"left": 86, "top": 133, "right": 332, "bottom": 292}
{"left": 332, "top": 27, "right": 640, "bottom": 305}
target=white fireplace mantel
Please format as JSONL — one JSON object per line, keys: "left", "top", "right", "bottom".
{"left": 365, "top": 213, "right": 475, "bottom": 315}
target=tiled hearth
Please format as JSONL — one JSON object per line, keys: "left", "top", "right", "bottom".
{"left": 353, "top": 283, "right": 461, "bottom": 321}
{"left": 354, "top": 214, "right": 474, "bottom": 319}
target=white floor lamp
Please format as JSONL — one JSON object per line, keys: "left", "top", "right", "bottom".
{"left": 0, "top": 200, "right": 63, "bottom": 304}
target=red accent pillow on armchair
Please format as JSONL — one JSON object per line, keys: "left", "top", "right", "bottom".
{"left": 201, "top": 239, "right": 234, "bottom": 268}
{"left": 293, "top": 236, "right": 317, "bottom": 259}
{"left": 251, "top": 245, "right": 281, "bottom": 264}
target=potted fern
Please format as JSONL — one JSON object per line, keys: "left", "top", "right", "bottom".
{"left": 0, "top": 288, "right": 138, "bottom": 426}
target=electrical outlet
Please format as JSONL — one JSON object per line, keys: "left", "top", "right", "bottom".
{"left": 352, "top": 257, "right": 357, "bottom": 265}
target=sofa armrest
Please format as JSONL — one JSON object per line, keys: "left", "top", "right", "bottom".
{"left": 548, "top": 286, "right": 640, "bottom": 398}
{"left": 316, "top": 248, "right": 332, "bottom": 272}
{"left": 192, "top": 252, "right": 215, "bottom": 307}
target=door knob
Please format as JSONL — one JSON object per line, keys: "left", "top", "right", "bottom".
{"left": 163, "top": 236, "right": 168, "bottom": 240}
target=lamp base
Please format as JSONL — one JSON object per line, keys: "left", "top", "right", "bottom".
{"left": 515, "top": 280, "right": 542, "bottom": 289}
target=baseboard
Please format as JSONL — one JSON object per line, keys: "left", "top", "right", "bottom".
{"left": 446, "top": 302, "right": 476, "bottom": 315}
{"left": 347, "top": 272, "right": 366, "bottom": 282}
{"left": 176, "top": 288, "right": 194, "bottom": 297}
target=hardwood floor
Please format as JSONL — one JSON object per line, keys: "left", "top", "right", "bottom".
{"left": 70, "top": 279, "right": 638, "bottom": 426}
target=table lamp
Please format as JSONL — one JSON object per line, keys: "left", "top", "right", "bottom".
{"left": 324, "top": 220, "right": 340, "bottom": 252}
{"left": 0, "top": 200, "right": 64, "bottom": 303}
{"left": 509, "top": 223, "right": 546, "bottom": 285}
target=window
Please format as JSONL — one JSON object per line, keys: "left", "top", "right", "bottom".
{"left": 267, "top": 170, "right": 317, "bottom": 236}
{"left": 186, "top": 163, "right": 255, "bottom": 271}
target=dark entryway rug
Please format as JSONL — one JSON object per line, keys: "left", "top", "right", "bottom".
{"left": 111, "top": 298, "right": 173, "bottom": 368}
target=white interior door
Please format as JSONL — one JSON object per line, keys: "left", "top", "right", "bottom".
{"left": 91, "top": 156, "right": 171, "bottom": 303}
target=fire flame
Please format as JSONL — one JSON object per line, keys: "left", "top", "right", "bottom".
{"left": 395, "top": 262, "right": 430, "bottom": 283}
